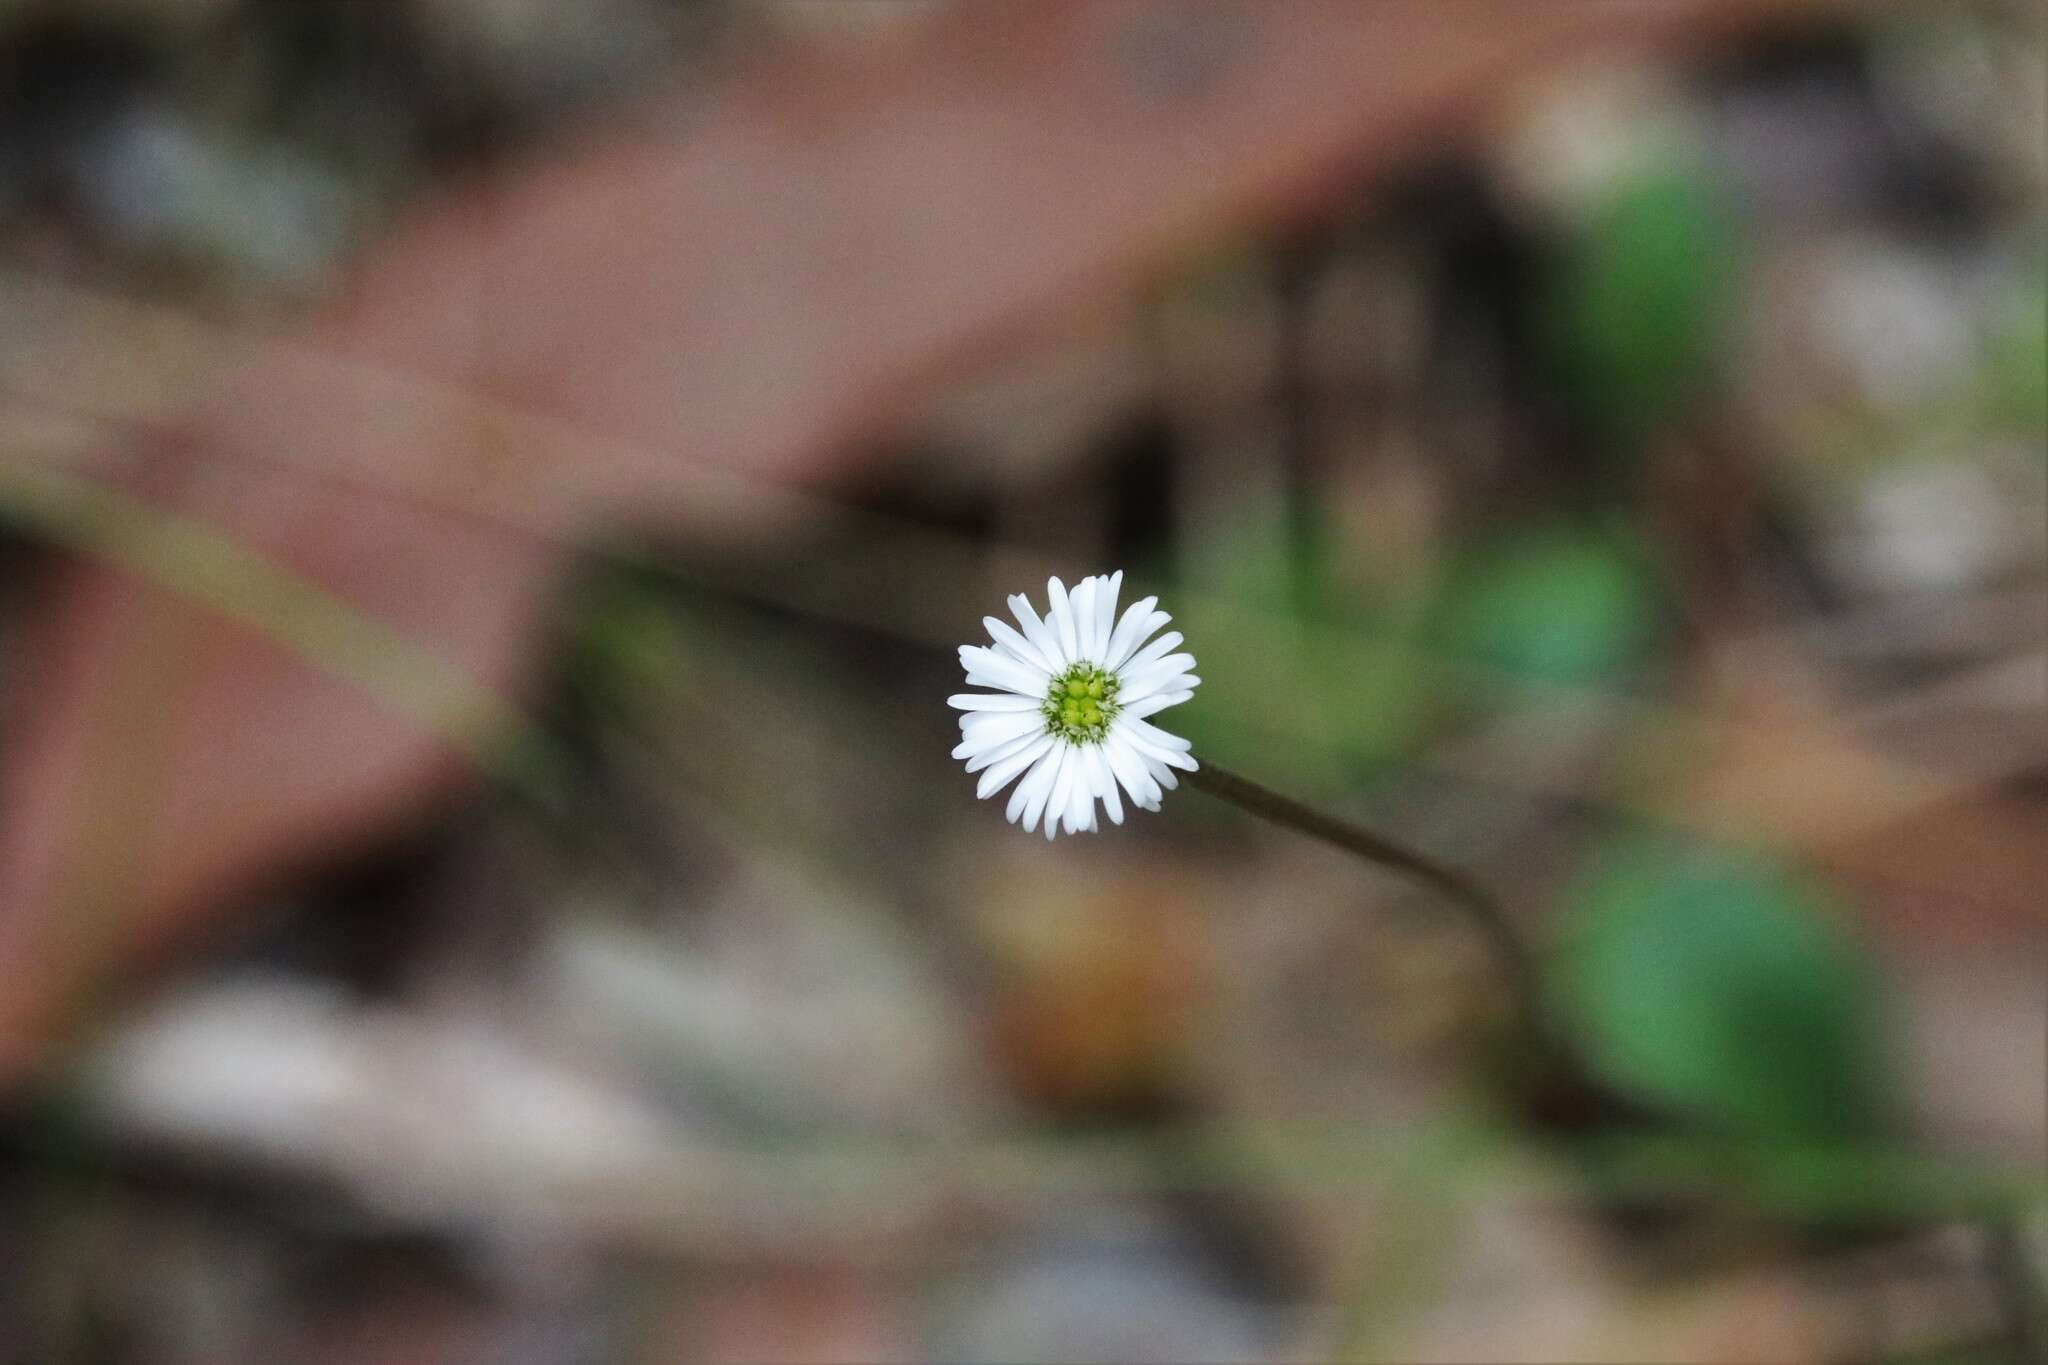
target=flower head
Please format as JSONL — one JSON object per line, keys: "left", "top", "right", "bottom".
{"left": 949, "top": 572, "right": 1199, "bottom": 838}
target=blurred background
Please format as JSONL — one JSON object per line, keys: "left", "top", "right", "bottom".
{"left": 0, "top": 1, "right": 2043, "bottom": 1362}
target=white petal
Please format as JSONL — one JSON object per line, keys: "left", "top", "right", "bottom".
{"left": 1070, "top": 576, "right": 1099, "bottom": 663}
{"left": 1119, "top": 719, "right": 1199, "bottom": 771}
{"left": 954, "top": 738, "right": 1012, "bottom": 766}
{"left": 1081, "top": 573, "right": 1112, "bottom": 660}
{"left": 977, "top": 735, "right": 1053, "bottom": 798}
{"left": 1004, "top": 745, "right": 1050, "bottom": 824}
{"left": 962, "top": 726, "right": 1037, "bottom": 769}
{"left": 948, "top": 692, "right": 1042, "bottom": 713}
{"left": 952, "top": 731, "right": 1000, "bottom": 762}
{"left": 1103, "top": 598, "right": 1161, "bottom": 672}
{"left": 1008, "top": 744, "right": 1059, "bottom": 828}
{"left": 984, "top": 616, "right": 1051, "bottom": 674}
{"left": 1090, "top": 744, "right": 1124, "bottom": 826}
{"left": 1064, "top": 758, "right": 1094, "bottom": 834}
{"left": 1104, "top": 735, "right": 1162, "bottom": 811}
{"left": 962, "top": 706, "right": 1044, "bottom": 732}
{"left": 1122, "top": 676, "right": 1198, "bottom": 707}
{"left": 1045, "top": 744, "right": 1080, "bottom": 840}
{"left": 964, "top": 727, "right": 1043, "bottom": 772}
{"left": 958, "top": 731, "right": 1038, "bottom": 765}
{"left": 1119, "top": 653, "right": 1197, "bottom": 699}
{"left": 1123, "top": 690, "right": 1194, "bottom": 719}
{"left": 1094, "top": 572, "right": 1122, "bottom": 662}
{"left": 960, "top": 645, "right": 1049, "bottom": 697}
{"left": 1019, "top": 743, "right": 1067, "bottom": 833}
{"left": 1125, "top": 651, "right": 1195, "bottom": 680}
{"left": 1080, "top": 576, "right": 1103, "bottom": 661}
{"left": 954, "top": 710, "right": 1042, "bottom": 755}
{"left": 1124, "top": 716, "right": 1194, "bottom": 752}
{"left": 1118, "top": 631, "right": 1184, "bottom": 678}
{"left": 1010, "top": 594, "right": 1066, "bottom": 671}
{"left": 1120, "top": 678, "right": 1196, "bottom": 708}
{"left": 1047, "top": 577, "right": 1080, "bottom": 665}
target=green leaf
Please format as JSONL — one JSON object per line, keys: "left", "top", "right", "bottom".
{"left": 1557, "top": 833, "right": 1887, "bottom": 1146}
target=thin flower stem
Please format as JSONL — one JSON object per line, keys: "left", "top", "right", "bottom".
{"left": 1185, "top": 761, "right": 1550, "bottom": 1044}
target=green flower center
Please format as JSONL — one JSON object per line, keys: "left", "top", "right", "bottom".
{"left": 1044, "top": 662, "right": 1120, "bottom": 743}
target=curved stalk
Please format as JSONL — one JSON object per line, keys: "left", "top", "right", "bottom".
{"left": 1185, "top": 761, "right": 1550, "bottom": 1045}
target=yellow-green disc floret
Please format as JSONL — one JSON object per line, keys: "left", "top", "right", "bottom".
{"left": 1044, "top": 662, "right": 1120, "bottom": 743}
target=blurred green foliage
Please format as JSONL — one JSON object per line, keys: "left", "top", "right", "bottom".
{"left": 1550, "top": 164, "right": 1744, "bottom": 439}
{"left": 1426, "top": 520, "right": 1668, "bottom": 690}
{"left": 563, "top": 567, "right": 689, "bottom": 709}
{"left": 1981, "top": 267, "right": 2047, "bottom": 434}
{"left": 1557, "top": 833, "right": 1888, "bottom": 1148}
{"left": 1173, "top": 514, "right": 1668, "bottom": 797}
{"left": 1170, "top": 604, "right": 1428, "bottom": 796}
{"left": 1162, "top": 504, "right": 1428, "bottom": 793}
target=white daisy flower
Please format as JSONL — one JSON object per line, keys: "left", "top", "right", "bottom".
{"left": 949, "top": 572, "right": 1199, "bottom": 839}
